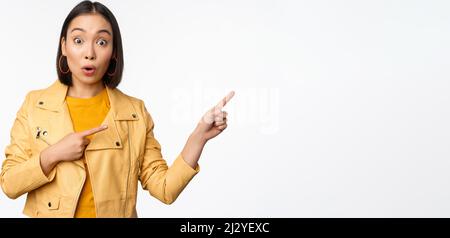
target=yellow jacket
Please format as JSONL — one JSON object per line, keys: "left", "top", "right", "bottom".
{"left": 1, "top": 80, "right": 200, "bottom": 218}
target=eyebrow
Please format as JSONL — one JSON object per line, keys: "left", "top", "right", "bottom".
{"left": 71, "top": 28, "right": 112, "bottom": 36}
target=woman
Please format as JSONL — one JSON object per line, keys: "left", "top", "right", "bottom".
{"left": 0, "top": 1, "right": 234, "bottom": 218}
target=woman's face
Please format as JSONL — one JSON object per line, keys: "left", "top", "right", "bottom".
{"left": 61, "top": 13, "right": 113, "bottom": 86}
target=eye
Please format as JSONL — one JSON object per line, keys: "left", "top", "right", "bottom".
{"left": 73, "top": 37, "right": 83, "bottom": 45}
{"left": 97, "top": 39, "right": 108, "bottom": 46}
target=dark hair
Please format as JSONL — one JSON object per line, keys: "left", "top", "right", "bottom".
{"left": 56, "top": 1, "right": 123, "bottom": 89}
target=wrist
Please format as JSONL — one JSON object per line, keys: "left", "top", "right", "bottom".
{"left": 41, "top": 147, "right": 58, "bottom": 167}
{"left": 191, "top": 128, "right": 207, "bottom": 145}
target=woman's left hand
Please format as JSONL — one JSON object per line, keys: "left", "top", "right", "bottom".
{"left": 195, "top": 91, "right": 235, "bottom": 142}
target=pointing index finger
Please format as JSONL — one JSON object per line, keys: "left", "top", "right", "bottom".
{"left": 216, "top": 91, "right": 235, "bottom": 109}
{"left": 79, "top": 125, "right": 108, "bottom": 137}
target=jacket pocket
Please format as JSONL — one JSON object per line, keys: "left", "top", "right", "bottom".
{"left": 46, "top": 196, "right": 60, "bottom": 210}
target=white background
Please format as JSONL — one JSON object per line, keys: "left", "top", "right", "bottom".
{"left": 0, "top": 0, "right": 449, "bottom": 217}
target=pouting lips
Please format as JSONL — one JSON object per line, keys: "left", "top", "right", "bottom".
{"left": 82, "top": 66, "right": 96, "bottom": 74}
{"left": 83, "top": 66, "right": 95, "bottom": 70}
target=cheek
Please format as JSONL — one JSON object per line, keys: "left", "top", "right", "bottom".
{"left": 65, "top": 47, "right": 82, "bottom": 67}
{"left": 98, "top": 50, "right": 114, "bottom": 68}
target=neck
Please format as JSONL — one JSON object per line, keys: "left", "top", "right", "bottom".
{"left": 67, "top": 78, "right": 105, "bottom": 98}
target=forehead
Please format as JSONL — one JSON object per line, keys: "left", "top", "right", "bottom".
{"left": 68, "top": 13, "right": 112, "bottom": 34}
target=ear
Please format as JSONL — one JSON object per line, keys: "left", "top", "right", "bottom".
{"left": 61, "top": 37, "right": 66, "bottom": 56}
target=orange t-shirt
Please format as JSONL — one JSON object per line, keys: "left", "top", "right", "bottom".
{"left": 66, "top": 88, "right": 110, "bottom": 218}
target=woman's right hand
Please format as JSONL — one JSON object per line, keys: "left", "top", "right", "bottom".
{"left": 39, "top": 125, "right": 108, "bottom": 176}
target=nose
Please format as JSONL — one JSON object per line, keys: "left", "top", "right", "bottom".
{"left": 85, "top": 55, "right": 96, "bottom": 60}
{"left": 84, "top": 44, "right": 96, "bottom": 60}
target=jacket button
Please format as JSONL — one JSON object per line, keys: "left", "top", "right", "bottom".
{"left": 38, "top": 101, "right": 44, "bottom": 105}
{"left": 115, "top": 141, "right": 120, "bottom": 146}
{"left": 48, "top": 202, "right": 51, "bottom": 207}
{"left": 132, "top": 113, "right": 137, "bottom": 118}
{"left": 42, "top": 131, "right": 48, "bottom": 136}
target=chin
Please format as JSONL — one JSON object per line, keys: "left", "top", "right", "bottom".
{"left": 74, "top": 74, "right": 103, "bottom": 85}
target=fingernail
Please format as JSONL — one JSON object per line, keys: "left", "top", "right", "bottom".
{"left": 103, "top": 125, "right": 108, "bottom": 128}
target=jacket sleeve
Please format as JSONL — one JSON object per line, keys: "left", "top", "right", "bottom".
{"left": 138, "top": 101, "right": 200, "bottom": 205}
{"left": 1, "top": 92, "right": 56, "bottom": 199}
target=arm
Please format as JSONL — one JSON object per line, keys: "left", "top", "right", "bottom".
{"left": 138, "top": 107, "right": 200, "bottom": 205}
{"left": 1, "top": 93, "right": 57, "bottom": 199}
{"left": 139, "top": 91, "right": 234, "bottom": 204}
{"left": 180, "top": 129, "right": 206, "bottom": 169}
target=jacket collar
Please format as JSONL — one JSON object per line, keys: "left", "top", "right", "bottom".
{"left": 35, "top": 80, "right": 138, "bottom": 121}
